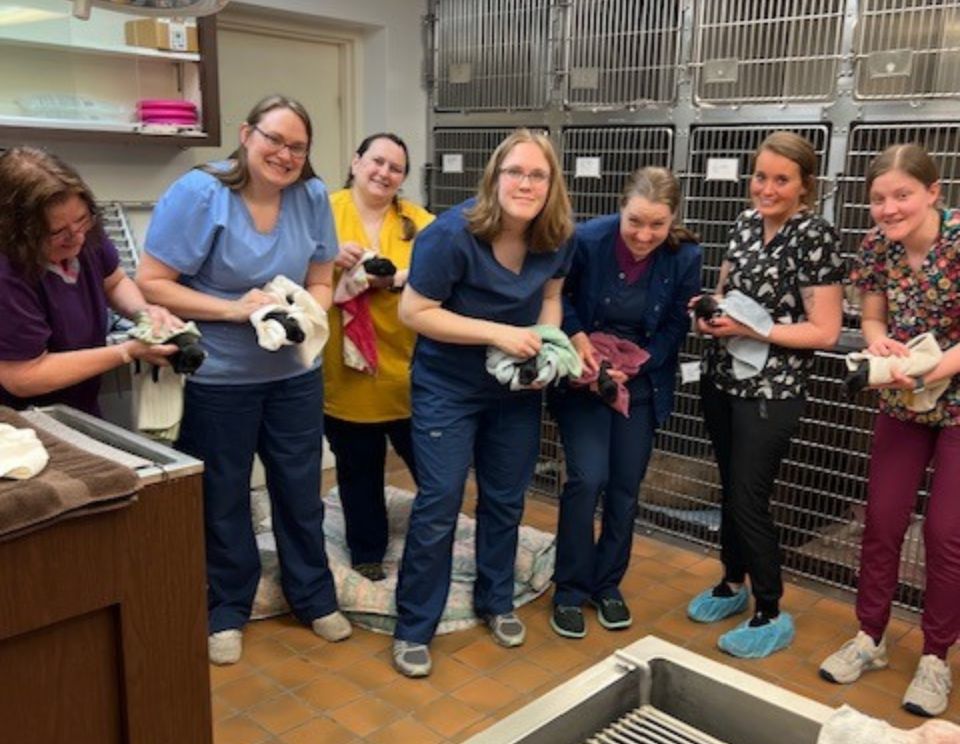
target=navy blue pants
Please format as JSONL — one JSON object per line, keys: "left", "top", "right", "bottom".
{"left": 324, "top": 415, "right": 417, "bottom": 566}
{"left": 549, "top": 383, "right": 656, "bottom": 607}
{"left": 394, "top": 384, "right": 542, "bottom": 644}
{"left": 177, "top": 371, "right": 338, "bottom": 633}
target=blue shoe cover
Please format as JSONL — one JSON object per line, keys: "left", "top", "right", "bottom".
{"left": 718, "top": 613, "right": 795, "bottom": 659}
{"left": 686, "top": 585, "right": 748, "bottom": 623}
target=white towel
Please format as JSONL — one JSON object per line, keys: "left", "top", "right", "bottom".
{"left": 818, "top": 704, "right": 960, "bottom": 744}
{"left": 0, "top": 424, "right": 49, "bottom": 480}
{"left": 846, "top": 332, "right": 949, "bottom": 413}
{"left": 251, "top": 275, "right": 330, "bottom": 367}
{"left": 133, "top": 364, "right": 185, "bottom": 442}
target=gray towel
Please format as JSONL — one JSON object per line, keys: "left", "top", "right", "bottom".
{"left": 720, "top": 290, "right": 774, "bottom": 381}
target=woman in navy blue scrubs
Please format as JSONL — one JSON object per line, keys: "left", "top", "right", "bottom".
{"left": 549, "top": 167, "right": 702, "bottom": 639}
{"left": 392, "top": 129, "right": 574, "bottom": 677}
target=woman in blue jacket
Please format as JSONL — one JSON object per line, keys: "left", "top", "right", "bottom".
{"left": 548, "top": 167, "right": 702, "bottom": 638}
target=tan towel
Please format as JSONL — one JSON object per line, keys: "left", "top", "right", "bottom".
{"left": 846, "top": 332, "right": 949, "bottom": 412}
{"left": 0, "top": 407, "right": 140, "bottom": 542}
{"left": 0, "top": 423, "right": 49, "bottom": 479}
{"left": 133, "top": 364, "right": 184, "bottom": 442}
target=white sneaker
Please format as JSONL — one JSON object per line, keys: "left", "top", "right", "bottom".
{"left": 903, "top": 654, "right": 952, "bottom": 717}
{"left": 819, "top": 631, "right": 888, "bottom": 684}
{"left": 208, "top": 629, "right": 242, "bottom": 665}
{"left": 311, "top": 610, "right": 352, "bottom": 642}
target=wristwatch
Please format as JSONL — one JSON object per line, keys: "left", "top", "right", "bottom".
{"left": 913, "top": 375, "right": 927, "bottom": 393}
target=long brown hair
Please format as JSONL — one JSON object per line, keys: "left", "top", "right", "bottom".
{"left": 619, "top": 166, "right": 699, "bottom": 250}
{"left": 0, "top": 146, "right": 101, "bottom": 281}
{"left": 203, "top": 94, "right": 317, "bottom": 191}
{"left": 465, "top": 128, "right": 573, "bottom": 253}
{"left": 345, "top": 132, "right": 418, "bottom": 241}
{"left": 754, "top": 131, "right": 819, "bottom": 210}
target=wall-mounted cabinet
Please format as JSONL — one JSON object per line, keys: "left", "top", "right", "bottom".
{"left": 0, "top": 0, "right": 219, "bottom": 146}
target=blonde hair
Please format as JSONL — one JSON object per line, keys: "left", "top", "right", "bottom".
{"left": 754, "top": 131, "right": 819, "bottom": 210}
{"left": 465, "top": 128, "right": 573, "bottom": 252}
{"left": 620, "top": 166, "right": 699, "bottom": 250}
{"left": 866, "top": 143, "right": 941, "bottom": 198}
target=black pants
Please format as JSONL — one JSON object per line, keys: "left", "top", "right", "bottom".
{"left": 700, "top": 379, "right": 804, "bottom": 615}
{"left": 324, "top": 415, "right": 417, "bottom": 565}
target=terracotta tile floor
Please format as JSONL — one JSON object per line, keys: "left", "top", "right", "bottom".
{"left": 211, "top": 462, "right": 960, "bottom": 743}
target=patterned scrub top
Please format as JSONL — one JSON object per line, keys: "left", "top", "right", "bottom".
{"left": 704, "top": 208, "right": 845, "bottom": 399}
{"left": 850, "top": 208, "right": 960, "bottom": 427}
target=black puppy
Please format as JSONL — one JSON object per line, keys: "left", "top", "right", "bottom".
{"left": 692, "top": 295, "right": 722, "bottom": 322}
{"left": 595, "top": 361, "right": 619, "bottom": 404}
{"left": 167, "top": 331, "right": 206, "bottom": 375}
{"left": 843, "top": 360, "right": 870, "bottom": 399}
{"left": 363, "top": 256, "right": 397, "bottom": 278}
{"left": 262, "top": 309, "right": 306, "bottom": 344}
{"left": 517, "top": 356, "right": 540, "bottom": 386}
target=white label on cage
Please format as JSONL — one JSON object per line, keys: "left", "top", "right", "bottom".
{"left": 168, "top": 21, "right": 189, "bottom": 52}
{"left": 570, "top": 67, "right": 600, "bottom": 90}
{"left": 441, "top": 153, "right": 464, "bottom": 174}
{"left": 680, "top": 361, "right": 701, "bottom": 385}
{"left": 574, "top": 157, "right": 602, "bottom": 179}
{"left": 449, "top": 63, "right": 472, "bottom": 84}
{"left": 705, "top": 158, "right": 739, "bottom": 182}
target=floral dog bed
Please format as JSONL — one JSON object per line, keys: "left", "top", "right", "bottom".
{"left": 251, "top": 485, "right": 556, "bottom": 634}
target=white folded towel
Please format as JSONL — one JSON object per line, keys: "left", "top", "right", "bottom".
{"left": 0, "top": 423, "right": 49, "bottom": 480}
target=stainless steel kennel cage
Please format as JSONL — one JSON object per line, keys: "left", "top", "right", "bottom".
{"left": 424, "top": 0, "right": 960, "bottom": 612}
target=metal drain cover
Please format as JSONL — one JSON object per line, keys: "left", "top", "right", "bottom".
{"left": 587, "top": 705, "right": 728, "bottom": 744}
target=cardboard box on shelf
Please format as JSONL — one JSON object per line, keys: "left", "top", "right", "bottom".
{"left": 124, "top": 19, "right": 199, "bottom": 53}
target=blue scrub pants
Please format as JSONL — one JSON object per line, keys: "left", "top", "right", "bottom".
{"left": 394, "top": 384, "right": 542, "bottom": 644}
{"left": 549, "top": 382, "right": 656, "bottom": 607}
{"left": 178, "top": 370, "right": 339, "bottom": 634}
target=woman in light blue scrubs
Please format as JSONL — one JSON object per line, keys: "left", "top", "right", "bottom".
{"left": 137, "top": 94, "right": 351, "bottom": 666}
{"left": 392, "top": 128, "right": 574, "bottom": 678}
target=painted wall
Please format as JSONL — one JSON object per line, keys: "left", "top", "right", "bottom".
{"left": 0, "top": 0, "right": 429, "bottom": 206}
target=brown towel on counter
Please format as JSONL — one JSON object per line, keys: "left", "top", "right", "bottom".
{"left": 0, "top": 407, "right": 140, "bottom": 543}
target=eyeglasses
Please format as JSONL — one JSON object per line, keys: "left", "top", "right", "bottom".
{"left": 48, "top": 210, "right": 94, "bottom": 245}
{"left": 253, "top": 125, "right": 309, "bottom": 159}
{"left": 499, "top": 167, "right": 550, "bottom": 187}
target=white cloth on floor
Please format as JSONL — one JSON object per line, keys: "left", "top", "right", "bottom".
{"left": 845, "top": 332, "right": 949, "bottom": 413}
{"left": 251, "top": 275, "right": 329, "bottom": 367}
{"left": 720, "top": 290, "right": 774, "bottom": 380}
{"left": 818, "top": 705, "right": 960, "bottom": 744}
{"left": 0, "top": 424, "right": 49, "bottom": 479}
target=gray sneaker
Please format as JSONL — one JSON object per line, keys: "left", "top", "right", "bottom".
{"left": 903, "top": 654, "right": 952, "bottom": 717}
{"left": 486, "top": 612, "right": 526, "bottom": 647}
{"left": 393, "top": 640, "right": 432, "bottom": 678}
{"left": 819, "top": 631, "right": 888, "bottom": 684}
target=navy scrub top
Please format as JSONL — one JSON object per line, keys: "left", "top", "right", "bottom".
{"left": 407, "top": 200, "right": 573, "bottom": 396}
